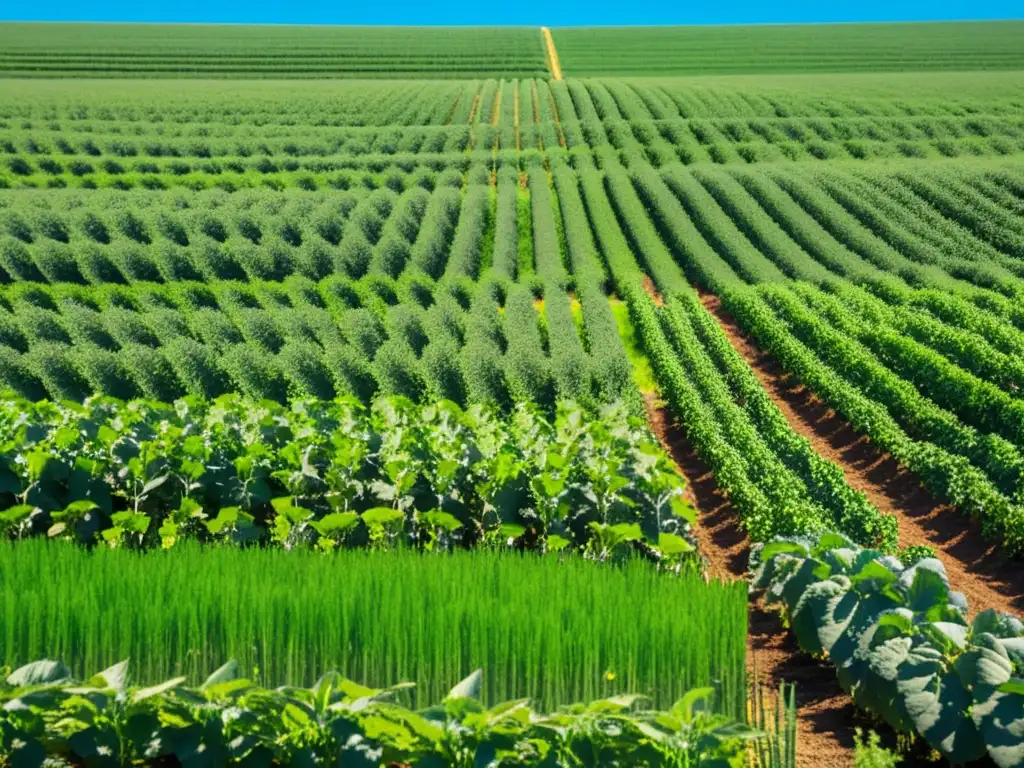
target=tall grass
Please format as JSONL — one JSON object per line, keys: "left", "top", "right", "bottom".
{"left": 0, "top": 541, "right": 746, "bottom": 715}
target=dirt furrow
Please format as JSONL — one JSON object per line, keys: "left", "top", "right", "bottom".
{"left": 644, "top": 395, "right": 858, "bottom": 768}
{"left": 699, "top": 290, "right": 1024, "bottom": 616}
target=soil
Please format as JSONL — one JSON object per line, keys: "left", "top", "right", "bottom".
{"left": 638, "top": 285, "right": 1024, "bottom": 767}
{"left": 698, "top": 290, "right": 1024, "bottom": 618}
{"left": 642, "top": 275, "right": 665, "bottom": 307}
{"left": 645, "top": 393, "right": 861, "bottom": 768}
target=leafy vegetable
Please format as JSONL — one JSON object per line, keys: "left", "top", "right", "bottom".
{"left": 753, "top": 533, "right": 1024, "bottom": 767}
{"left": 0, "top": 659, "right": 770, "bottom": 767}
{"left": 0, "top": 393, "right": 695, "bottom": 563}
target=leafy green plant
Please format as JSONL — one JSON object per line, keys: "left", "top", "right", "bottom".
{"left": 753, "top": 532, "right": 1024, "bottom": 768}
{"left": 0, "top": 541, "right": 746, "bottom": 711}
{"left": 897, "top": 544, "right": 936, "bottom": 567}
{"left": 854, "top": 729, "right": 902, "bottom": 768}
{"left": 0, "top": 393, "right": 696, "bottom": 562}
{"left": 0, "top": 659, "right": 772, "bottom": 768}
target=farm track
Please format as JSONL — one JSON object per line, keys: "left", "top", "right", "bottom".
{"left": 699, "top": 289, "right": 1024, "bottom": 616}
{"left": 644, "top": 394, "right": 858, "bottom": 768}
{"left": 541, "top": 28, "right": 563, "bottom": 81}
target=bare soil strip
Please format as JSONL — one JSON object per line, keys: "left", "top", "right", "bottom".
{"left": 491, "top": 88, "right": 502, "bottom": 127}
{"left": 466, "top": 92, "right": 482, "bottom": 126}
{"left": 541, "top": 27, "right": 563, "bottom": 81}
{"left": 443, "top": 91, "right": 461, "bottom": 126}
{"left": 699, "top": 290, "right": 1024, "bottom": 616}
{"left": 641, "top": 275, "right": 664, "bottom": 307}
{"left": 644, "top": 395, "right": 859, "bottom": 768}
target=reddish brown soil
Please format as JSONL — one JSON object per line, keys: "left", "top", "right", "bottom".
{"left": 642, "top": 276, "right": 665, "bottom": 307}
{"left": 699, "top": 290, "right": 1024, "bottom": 618}
{"left": 645, "top": 394, "right": 860, "bottom": 768}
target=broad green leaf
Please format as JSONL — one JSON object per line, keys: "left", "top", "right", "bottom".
{"left": 971, "top": 688, "right": 1024, "bottom": 768}
{"left": 7, "top": 659, "right": 72, "bottom": 686}
{"left": 421, "top": 510, "right": 463, "bottom": 533}
{"left": 8, "top": 734, "right": 45, "bottom": 768}
{"left": 202, "top": 660, "right": 240, "bottom": 689}
{"left": 499, "top": 523, "right": 525, "bottom": 540}
{"left": 657, "top": 532, "right": 694, "bottom": 556}
{"left": 361, "top": 507, "right": 404, "bottom": 526}
{"left": 435, "top": 459, "right": 459, "bottom": 481}
{"left": 447, "top": 669, "right": 482, "bottom": 700}
{"left": 757, "top": 540, "right": 809, "bottom": 564}
{"left": 673, "top": 687, "right": 715, "bottom": 724}
{"left": 64, "top": 500, "right": 100, "bottom": 515}
{"left": 608, "top": 522, "right": 642, "bottom": 542}
{"left": 270, "top": 496, "right": 295, "bottom": 515}
{"left": 282, "top": 702, "right": 312, "bottom": 729}
{"left": 669, "top": 495, "right": 695, "bottom": 525}
{"left": 955, "top": 634, "right": 1013, "bottom": 689}
{"left": 899, "top": 559, "right": 950, "bottom": 613}
{"left": 997, "top": 679, "right": 1024, "bottom": 695}
{"left": 849, "top": 560, "right": 898, "bottom": 593}
{"left": 973, "top": 609, "right": 1024, "bottom": 639}
{"left": 92, "top": 660, "right": 130, "bottom": 692}
{"left": 312, "top": 512, "right": 360, "bottom": 537}
{"left": 25, "top": 451, "right": 49, "bottom": 482}
{"left": 0, "top": 504, "right": 35, "bottom": 525}
{"left": 790, "top": 579, "right": 851, "bottom": 656}
{"left": 546, "top": 534, "right": 570, "bottom": 552}
{"left": 545, "top": 451, "right": 568, "bottom": 470}
{"left": 132, "top": 676, "right": 187, "bottom": 703}
{"left": 899, "top": 645, "right": 985, "bottom": 763}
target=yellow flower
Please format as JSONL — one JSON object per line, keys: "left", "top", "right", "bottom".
{"left": 605, "top": 671, "right": 615, "bottom": 681}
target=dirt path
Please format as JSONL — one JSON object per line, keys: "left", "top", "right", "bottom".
{"left": 466, "top": 92, "right": 482, "bottom": 126}
{"left": 541, "top": 27, "right": 563, "bottom": 81}
{"left": 645, "top": 395, "right": 859, "bottom": 768}
{"left": 699, "top": 290, "right": 1024, "bottom": 616}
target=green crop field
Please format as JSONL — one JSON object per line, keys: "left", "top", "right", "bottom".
{"left": 1, "top": 18, "right": 1024, "bottom": 768}
{"left": 0, "top": 541, "right": 748, "bottom": 711}
{"left": 0, "top": 23, "right": 549, "bottom": 77}
{"left": 552, "top": 21, "right": 1024, "bottom": 76}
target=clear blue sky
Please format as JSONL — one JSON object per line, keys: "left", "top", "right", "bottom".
{"left": 3, "top": 0, "right": 1021, "bottom": 26}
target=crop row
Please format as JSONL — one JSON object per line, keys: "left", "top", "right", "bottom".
{"left": 590, "top": 155, "right": 1024, "bottom": 554}
{"left": 4, "top": 132, "right": 1023, "bottom": 202}
{"left": 0, "top": 125, "right": 572, "bottom": 165}
{"left": 6, "top": 117, "right": 1018, "bottom": 170}
{"left": 1, "top": 541, "right": 748, "bottom": 714}
{"left": 552, "top": 23, "right": 1024, "bottom": 77}
{"left": 0, "top": 24, "right": 551, "bottom": 78}
{"left": 0, "top": 272, "right": 635, "bottom": 413}
{"left": 0, "top": 393, "right": 694, "bottom": 567}
{"left": 6, "top": 74, "right": 1023, "bottom": 127}
{"left": 0, "top": 152, "right": 522, "bottom": 190}
{"left": 725, "top": 285, "right": 1024, "bottom": 553}
{"left": 649, "top": 163, "right": 1024, "bottom": 297}
{"left": 565, "top": 152, "right": 898, "bottom": 549}
{"left": 0, "top": 649, "right": 773, "bottom": 765}
{"left": 0, "top": 80, "right": 476, "bottom": 128}
{"left": 586, "top": 150, "right": 1024, "bottom": 554}
{"left": 755, "top": 533, "right": 1024, "bottom": 768}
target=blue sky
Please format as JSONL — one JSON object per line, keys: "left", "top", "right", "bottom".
{"left": 2, "top": 0, "right": 1020, "bottom": 25}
